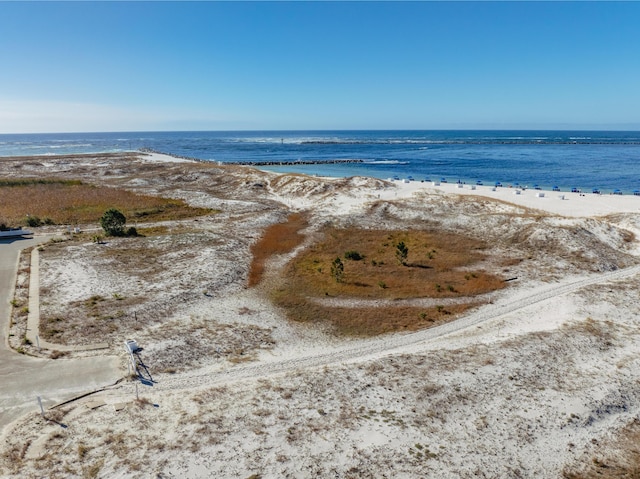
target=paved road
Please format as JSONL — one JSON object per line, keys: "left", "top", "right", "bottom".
{"left": 0, "top": 236, "right": 121, "bottom": 433}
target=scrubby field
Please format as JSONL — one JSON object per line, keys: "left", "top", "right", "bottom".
{"left": 1, "top": 152, "right": 640, "bottom": 478}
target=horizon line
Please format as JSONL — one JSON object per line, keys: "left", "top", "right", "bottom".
{"left": 2, "top": 127, "right": 640, "bottom": 135}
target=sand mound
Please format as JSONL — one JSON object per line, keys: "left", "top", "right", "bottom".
{"left": 2, "top": 152, "right": 640, "bottom": 478}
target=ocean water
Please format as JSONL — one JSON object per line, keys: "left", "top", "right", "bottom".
{"left": 1, "top": 130, "right": 640, "bottom": 194}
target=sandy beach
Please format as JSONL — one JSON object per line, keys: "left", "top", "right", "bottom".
{"left": 387, "top": 179, "right": 640, "bottom": 218}
{"left": 1, "top": 151, "right": 640, "bottom": 478}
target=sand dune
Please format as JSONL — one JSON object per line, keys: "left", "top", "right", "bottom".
{"left": 1, "top": 152, "right": 639, "bottom": 478}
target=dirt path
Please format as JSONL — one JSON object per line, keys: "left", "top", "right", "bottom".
{"left": 143, "top": 264, "right": 640, "bottom": 393}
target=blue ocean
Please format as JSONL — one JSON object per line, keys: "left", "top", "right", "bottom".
{"left": 1, "top": 130, "right": 640, "bottom": 194}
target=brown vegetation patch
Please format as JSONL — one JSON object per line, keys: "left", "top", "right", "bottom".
{"left": 563, "top": 418, "right": 640, "bottom": 479}
{"left": 7, "top": 248, "right": 33, "bottom": 352}
{"left": 284, "top": 228, "right": 504, "bottom": 299}
{"left": 37, "top": 229, "right": 227, "bottom": 345}
{"left": 271, "top": 293, "right": 479, "bottom": 336}
{"left": 248, "top": 212, "right": 308, "bottom": 286}
{"left": 269, "top": 227, "right": 504, "bottom": 336}
{"left": 40, "top": 292, "right": 145, "bottom": 342}
{"left": 146, "top": 319, "right": 275, "bottom": 372}
{"left": 0, "top": 178, "right": 212, "bottom": 226}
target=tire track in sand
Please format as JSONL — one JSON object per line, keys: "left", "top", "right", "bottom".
{"left": 151, "top": 264, "right": 640, "bottom": 392}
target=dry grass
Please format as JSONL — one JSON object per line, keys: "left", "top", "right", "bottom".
{"left": 271, "top": 296, "right": 480, "bottom": 336}
{"left": 265, "top": 226, "right": 504, "bottom": 336}
{"left": 302, "top": 228, "right": 502, "bottom": 298}
{"left": 36, "top": 225, "right": 228, "bottom": 346}
{"left": 0, "top": 178, "right": 212, "bottom": 226}
{"left": 146, "top": 319, "right": 275, "bottom": 372}
{"left": 7, "top": 248, "right": 33, "bottom": 351}
{"left": 40, "top": 292, "right": 145, "bottom": 343}
{"left": 563, "top": 419, "right": 640, "bottom": 479}
{"left": 248, "top": 212, "right": 308, "bottom": 286}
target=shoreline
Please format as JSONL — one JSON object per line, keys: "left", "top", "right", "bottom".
{"left": 385, "top": 179, "right": 640, "bottom": 217}
{"left": 137, "top": 148, "right": 640, "bottom": 197}
{"left": 2, "top": 149, "right": 638, "bottom": 218}
{"left": 3, "top": 147, "right": 640, "bottom": 196}
{"left": 139, "top": 149, "right": 640, "bottom": 218}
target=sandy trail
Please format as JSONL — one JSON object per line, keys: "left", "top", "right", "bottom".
{"left": 143, "top": 264, "right": 640, "bottom": 393}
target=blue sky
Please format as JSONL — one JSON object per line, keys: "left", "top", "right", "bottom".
{"left": 1, "top": 1, "right": 639, "bottom": 133}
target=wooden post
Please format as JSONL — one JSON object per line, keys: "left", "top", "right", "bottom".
{"left": 37, "top": 396, "right": 44, "bottom": 416}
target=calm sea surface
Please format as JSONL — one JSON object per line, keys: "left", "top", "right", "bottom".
{"left": 1, "top": 130, "right": 640, "bottom": 194}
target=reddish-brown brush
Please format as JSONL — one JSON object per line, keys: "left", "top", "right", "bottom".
{"left": 263, "top": 225, "right": 506, "bottom": 336}
{"left": 0, "top": 178, "right": 211, "bottom": 226}
{"left": 248, "top": 213, "right": 308, "bottom": 286}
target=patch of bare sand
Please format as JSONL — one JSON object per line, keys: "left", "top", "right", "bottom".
{"left": 2, "top": 152, "right": 640, "bottom": 478}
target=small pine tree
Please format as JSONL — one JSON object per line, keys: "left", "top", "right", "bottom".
{"left": 100, "top": 208, "right": 126, "bottom": 236}
{"left": 331, "top": 257, "right": 344, "bottom": 283}
{"left": 395, "top": 241, "right": 408, "bottom": 265}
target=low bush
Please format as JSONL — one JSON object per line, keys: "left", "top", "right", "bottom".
{"left": 344, "top": 250, "right": 363, "bottom": 261}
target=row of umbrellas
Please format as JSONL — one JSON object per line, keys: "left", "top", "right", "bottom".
{"left": 392, "top": 175, "right": 639, "bottom": 195}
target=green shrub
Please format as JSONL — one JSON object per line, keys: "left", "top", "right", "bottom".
{"left": 344, "top": 250, "right": 363, "bottom": 261}
{"left": 100, "top": 208, "right": 126, "bottom": 236}
{"left": 395, "top": 241, "right": 408, "bottom": 265}
{"left": 331, "top": 257, "right": 344, "bottom": 283}
{"left": 25, "top": 215, "right": 42, "bottom": 227}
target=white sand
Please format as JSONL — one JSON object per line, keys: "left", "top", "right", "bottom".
{"left": 139, "top": 151, "right": 197, "bottom": 163}
{"left": 1, "top": 153, "right": 640, "bottom": 478}
{"left": 378, "top": 179, "right": 640, "bottom": 218}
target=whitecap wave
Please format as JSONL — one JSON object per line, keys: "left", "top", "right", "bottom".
{"left": 48, "top": 143, "right": 93, "bottom": 148}
{"left": 363, "top": 160, "right": 409, "bottom": 165}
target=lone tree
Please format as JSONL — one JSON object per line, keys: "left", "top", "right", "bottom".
{"left": 100, "top": 208, "right": 126, "bottom": 236}
{"left": 395, "top": 241, "right": 409, "bottom": 265}
{"left": 331, "top": 257, "right": 345, "bottom": 283}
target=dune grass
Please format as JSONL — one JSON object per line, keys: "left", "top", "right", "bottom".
{"left": 563, "top": 418, "right": 640, "bottom": 479}
{"left": 284, "top": 227, "right": 504, "bottom": 300}
{"left": 248, "top": 212, "right": 308, "bottom": 286}
{"left": 0, "top": 178, "right": 213, "bottom": 226}
{"left": 272, "top": 294, "right": 480, "bottom": 336}
{"left": 249, "top": 220, "right": 505, "bottom": 336}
